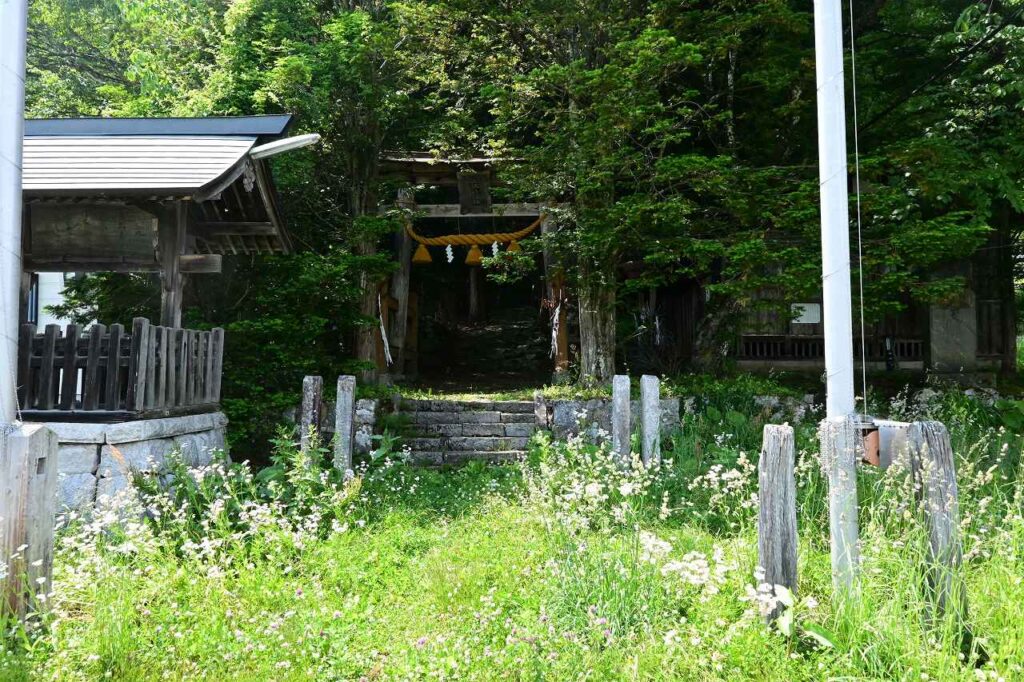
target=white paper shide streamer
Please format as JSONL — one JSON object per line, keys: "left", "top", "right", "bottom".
{"left": 550, "top": 302, "right": 561, "bottom": 358}
{"left": 378, "top": 294, "right": 393, "bottom": 366}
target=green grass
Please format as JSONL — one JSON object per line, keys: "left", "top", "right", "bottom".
{"left": 2, "top": 387, "right": 1023, "bottom": 680}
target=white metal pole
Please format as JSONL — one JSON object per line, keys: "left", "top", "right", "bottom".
{"left": 813, "top": 0, "right": 856, "bottom": 419}
{"left": 0, "top": 0, "right": 28, "bottom": 423}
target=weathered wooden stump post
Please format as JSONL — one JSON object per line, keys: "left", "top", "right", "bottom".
{"left": 611, "top": 375, "right": 631, "bottom": 467}
{"left": 640, "top": 374, "right": 660, "bottom": 467}
{"left": 757, "top": 424, "right": 798, "bottom": 622}
{"left": 300, "top": 375, "right": 323, "bottom": 456}
{"left": 333, "top": 375, "right": 356, "bottom": 475}
{"left": 910, "top": 422, "right": 969, "bottom": 627}
{"left": 0, "top": 424, "right": 58, "bottom": 619}
{"left": 819, "top": 415, "right": 860, "bottom": 592}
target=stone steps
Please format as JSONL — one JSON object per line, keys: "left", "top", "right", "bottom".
{"left": 400, "top": 399, "right": 535, "bottom": 413}
{"left": 407, "top": 436, "right": 531, "bottom": 451}
{"left": 409, "top": 451, "right": 526, "bottom": 466}
{"left": 396, "top": 398, "right": 537, "bottom": 464}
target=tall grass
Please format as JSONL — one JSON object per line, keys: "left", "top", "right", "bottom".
{"left": 1, "top": 383, "right": 1021, "bottom": 680}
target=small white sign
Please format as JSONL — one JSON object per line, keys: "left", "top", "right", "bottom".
{"left": 791, "top": 303, "right": 821, "bottom": 324}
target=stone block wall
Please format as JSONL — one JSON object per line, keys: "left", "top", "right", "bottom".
{"left": 39, "top": 412, "right": 228, "bottom": 512}
{"left": 548, "top": 398, "right": 681, "bottom": 441}
{"left": 311, "top": 398, "right": 381, "bottom": 454}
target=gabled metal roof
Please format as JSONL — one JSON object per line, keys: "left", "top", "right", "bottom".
{"left": 24, "top": 115, "right": 291, "bottom": 138}
{"left": 20, "top": 116, "right": 308, "bottom": 256}
{"left": 23, "top": 135, "right": 257, "bottom": 194}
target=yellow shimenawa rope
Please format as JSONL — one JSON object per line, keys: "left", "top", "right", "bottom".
{"left": 405, "top": 213, "right": 545, "bottom": 246}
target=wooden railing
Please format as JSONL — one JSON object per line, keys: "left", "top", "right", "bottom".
{"left": 739, "top": 335, "right": 924, "bottom": 362}
{"left": 17, "top": 318, "right": 224, "bottom": 420}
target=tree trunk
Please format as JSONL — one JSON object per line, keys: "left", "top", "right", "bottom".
{"left": 577, "top": 267, "right": 616, "bottom": 384}
{"left": 350, "top": 177, "right": 381, "bottom": 385}
{"left": 355, "top": 266, "right": 379, "bottom": 384}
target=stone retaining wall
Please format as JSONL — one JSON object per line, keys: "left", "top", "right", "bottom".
{"left": 38, "top": 412, "right": 228, "bottom": 512}
{"left": 306, "top": 398, "right": 381, "bottom": 454}
{"left": 546, "top": 398, "right": 681, "bottom": 441}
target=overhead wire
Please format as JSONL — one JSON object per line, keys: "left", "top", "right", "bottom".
{"left": 848, "top": 0, "right": 868, "bottom": 418}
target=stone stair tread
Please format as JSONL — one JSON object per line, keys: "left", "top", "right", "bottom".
{"left": 407, "top": 436, "right": 531, "bottom": 451}
{"left": 406, "top": 414, "right": 535, "bottom": 426}
{"left": 412, "top": 422, "right": 536, "bottom": 438}
{"left": 409, "top": 450, "right": 526, "bottom": 466}
{"left": 400, "top": 398, "right": 534, "bottom": 413}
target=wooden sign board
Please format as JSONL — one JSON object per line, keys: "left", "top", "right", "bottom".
{"left": 26, "top": 204, "right": 159, "bottom": 270}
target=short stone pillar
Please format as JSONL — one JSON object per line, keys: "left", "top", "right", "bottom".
{"left": 300, "top": 375, "right": 323, "bottom": 455}
{"left": 611, "top": 375, "right": 631, "bottom": 467}
{"left": 639, "top": 375, "right": 661, "bottom": 466}
{"left": 333, "top": 375, "right": 356, "bottom": 475}
{"left": 1, "top": 423, "right": 58, "bottom": 619}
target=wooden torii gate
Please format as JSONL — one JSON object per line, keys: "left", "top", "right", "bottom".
{"left": 376, "top": 154, "right": 568, "bottom": 382}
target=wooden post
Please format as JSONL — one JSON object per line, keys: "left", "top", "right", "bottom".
{"left": 210, "top": 327, "right": 225, "bottom": 403}
{"left": 333, "top": 375, "right": 356, "bottom": 474}
{"left": 82, "top": 323, "right": 105, "bottom": 410}
{"left": 300, "top": 375, "right": 323, "bottom": 456}
{"left": 126, "top": 317, "right": 150, "bottom": 412}
{"left": 0, "top": 423, "right": 58, "bottom": 620}
{"left": 37, "top": 325, "right": 59, "bottom": 409}
{"left": 758, "top": 424, "right": 798, "bottom": 622}
{"left": 59, "top": 323, "right": 80, "bottom": 410}
{"left": 104, "top": 323, "right": 124, "bottom": 410}
{"left": 611, "top": 375, "right": 631, "bottom": 467}
{"left": 158, "top": 201, "right": 187, "bottom": 328}
{"left": 468, "top": 266, "right": 482, "bottom": 323}
{"left": 390, "top": 189, "right": 414, "bottom": 376}
{"left": 909, "top": 422, "right": 968, "bottom": 626}
{"left": 819, "top": 415, "right": 860, "bottom": 593}
{"left": 17, "top": 323, "right": 35, "bottom": 409}
{"left": 640, "top": 374, "right": 661, "bottom": 466}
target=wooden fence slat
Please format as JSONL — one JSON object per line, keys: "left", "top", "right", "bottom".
{"left": 17, "top": 323, "right": 36, "bottom": 409}
{"left": 167, "top": 328, "right": 177, "bottom": 406}
{"left": 210, "top": 328, "right": 224, "bottom": 403}
{"left": 175, "top": 329, "right": 187, "bottom": 406}
{"left": 103, "top": 324, "right": 124, "bottom": 410}
{"left": 190, "top": 331, "right": 201, "bottom": 404}
{"left": 758, "top": 424, "right": 798, "bottom": 623}
{"left": 126, "top": 318, "right": 150, "bottom": 411}
{"left": 144, "top": 325, "right": 158, "bottom": 409}
{"left": 36, "top": 325, "right": 60, "bottom": 410}
{"left": 183, "top": 331, "right": 193, "bottom": 405}
{"left": 59, "top": 324, "right": 81, "bottom": 410}
{"left": 189, "top": 331, "right": 199, "bottom": 404}
{"left": 82, "top": 324, "right": 106, "bottom": 410}
{"left": 203, "top": 332, "right": 215, "bottom": 402}
{"left": 17, "top": 318, "right": 226, "bottom": 416}
{"left": 195, "top": 331, "right": 207, "bottom": 404}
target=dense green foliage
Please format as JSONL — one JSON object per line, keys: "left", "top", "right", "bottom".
{"left": 26, "top": 1, "right": 1024, "bottom": 445}
{"left": 3, "top": 385, "right": 1023, "bottom": 679}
